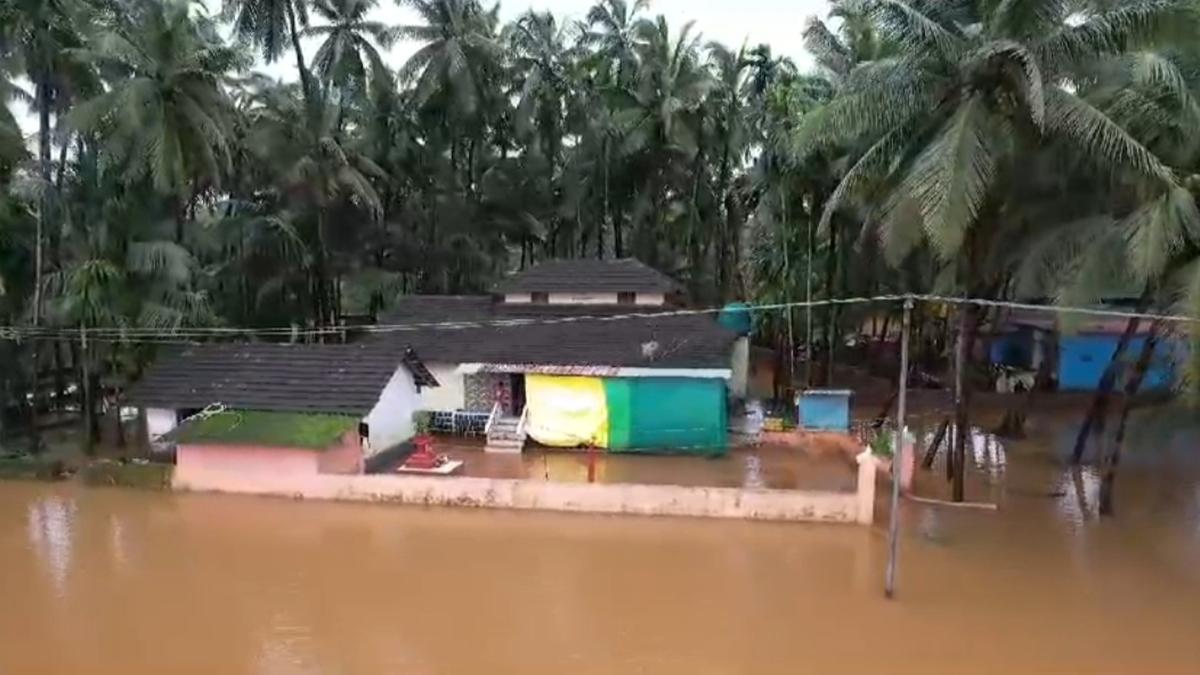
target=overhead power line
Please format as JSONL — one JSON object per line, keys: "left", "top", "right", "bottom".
{"left": 0, "top": 293, "right": 1196, "bottom": 343}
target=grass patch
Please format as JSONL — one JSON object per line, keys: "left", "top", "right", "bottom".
{"left": 80, "top": 461, "right": 173, "bottom": 490}
{"left": 174, "top": 410, "right": 359, "bottom": 449}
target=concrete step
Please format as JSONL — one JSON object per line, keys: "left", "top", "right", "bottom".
{"left": 485, "top": 437, "right": 525, "bottom": 454}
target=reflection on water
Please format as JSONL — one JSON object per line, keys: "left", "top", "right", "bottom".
{"left": 25, "top": 495, "right": 76, "bottom": 597}
{"left": 3, "top": 404, "right": 1200, "bottom": 674}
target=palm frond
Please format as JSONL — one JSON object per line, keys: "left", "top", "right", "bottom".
{"left": 1044, "top": 86, "right": 1173, "bottom": 184}
{"left": 1124, "top": 185, "right": 1200, "bottom": 284}
{"left": 900, "top": 95, "right": 999, "bottom": 260}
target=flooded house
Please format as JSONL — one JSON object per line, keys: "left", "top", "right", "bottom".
{"left": 128, "top": 343, "right": 440, "bottom": 475}
{"left": 376, "top": 258, "right": 748, "bottom": 455}
{"left": 988, "top": 308, "right": 1175, "bottom": 391}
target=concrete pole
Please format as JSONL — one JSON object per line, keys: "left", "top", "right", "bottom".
{"left": 885, "top": 297, "right": 912, "bottom": 599}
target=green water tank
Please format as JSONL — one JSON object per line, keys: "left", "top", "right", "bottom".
{"left": 718, "top": 302, "right": 752, "bottom": 335}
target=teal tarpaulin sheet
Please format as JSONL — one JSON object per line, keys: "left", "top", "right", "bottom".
{"left": 605, "top": 377, "right": 727, "bottom": 455}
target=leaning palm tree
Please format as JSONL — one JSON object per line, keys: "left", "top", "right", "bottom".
{"left": 304, "top": 0, "right": 397, "bottom": 96}
{"left": 70, "top": 0, "right": 246, "bottom": 242}
{"left": 796, "top": 0, "right": 1200, "bottom": 501}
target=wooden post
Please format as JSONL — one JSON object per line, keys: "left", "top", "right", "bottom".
{"left": 885, "top": 298, "right": 912, "bottom": 599}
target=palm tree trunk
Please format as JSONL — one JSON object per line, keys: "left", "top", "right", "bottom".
{"left": 1099, "top": 321, "right": 1162, "bottom": 516}
{"left": 824, "top": 220, "right": 839, "bottom": 384}
{"left": 951, "top": 304, "right": 978, "bottom": 502}
{"left": 111, "top": 346, "right": 125, "bottom": 449}
{"left": 28, "top": 74, "right": 53, "bottom": 452}
{"left": 601, "top": 139, "right": 610, "bottom": 259}
{"left": 80, "top": 327, "right": 93, "bottom": 456}
{"left": 314, "top": 210, "right": 330, "bottom": 331}
{"left": 1069, "top": 301, "right": 1148, "bottom": 464}
{"left": 286, "top": 1, "right": 315, "bottom": 103}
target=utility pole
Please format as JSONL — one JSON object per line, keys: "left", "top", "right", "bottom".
{"left": 885, "top": 297, "right": 912, "bottom": 599}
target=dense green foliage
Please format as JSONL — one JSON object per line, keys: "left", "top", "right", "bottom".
{"left": 1, "top": 0, "right": 1200, "bottom": 457}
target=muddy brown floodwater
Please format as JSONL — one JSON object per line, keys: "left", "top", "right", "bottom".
{"left": 3, "top": 406, "right": 1200, "bottom": 675}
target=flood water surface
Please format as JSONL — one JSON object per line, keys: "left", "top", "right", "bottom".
{"left": 3, "top": 411, "right": 1200, "bottom": 674}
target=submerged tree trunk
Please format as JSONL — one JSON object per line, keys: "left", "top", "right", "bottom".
{"left": 80, "top": 328, "right": 94, "bottom": 456}
{"left": 952, "top": 304, "right": 980, "bottom": 502}
{"left": 1098, "top": 322, "right": 1162, "bottom": 516}
{"left": 1070, "top": 313, "right": 1144, "bottom": 464}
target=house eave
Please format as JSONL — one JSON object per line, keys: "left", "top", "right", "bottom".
{"left": 456, "top": 363, "right": 732, "bottom": 380}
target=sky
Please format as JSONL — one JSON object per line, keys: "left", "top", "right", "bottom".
{"left": 15, "top": 0, "right": 833, "bottom": 137}
{"left": 256, "top": 0, "right": 832, "bottom": 79}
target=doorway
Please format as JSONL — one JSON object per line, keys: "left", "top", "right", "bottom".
{"left": 510, "top": 374, "right": 527, "bottom": 414}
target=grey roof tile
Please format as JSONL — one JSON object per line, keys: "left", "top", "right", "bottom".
{"left": 492, "top": 258, "right": 682, "bottom": 294}
{"left": 128, "top": 343, "right": 437, "bottom": 414}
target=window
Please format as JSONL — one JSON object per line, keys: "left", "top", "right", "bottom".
{"left": 531, "top": 292, "right": 549, "bottom": 304}
{"left": 618, "top": 292, "right": 636, "bottom": 305}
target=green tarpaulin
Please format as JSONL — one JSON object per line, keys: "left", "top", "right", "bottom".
{"left": 603, "top": 377, "right": 727, "bottom": 455}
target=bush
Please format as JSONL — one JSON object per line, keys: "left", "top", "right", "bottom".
{"left": 0, "top": 455, "right": 67, "bottom": 481}
{"left": 80, "top": 460, "right": 173, "bottom": 490}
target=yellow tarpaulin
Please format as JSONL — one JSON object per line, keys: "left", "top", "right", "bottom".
{"left": 524, "top": 375, "right": 609, "bottom": 448}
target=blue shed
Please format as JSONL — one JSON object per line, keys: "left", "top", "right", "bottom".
{"left": 797, "top": 390, "right": 853, "bottom": 432}
{"left": 1057, "top": 334, "right": 1174, "bottom": 391}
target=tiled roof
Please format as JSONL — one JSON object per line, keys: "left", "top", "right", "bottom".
{"left": 375, "top": 297, "right": 738, "bottom": 370}
{"left": 128, "top": 343, "right": 438, "bottom": 415}
{"left": 492, "top": 258, "right": 682, "bottom": 294}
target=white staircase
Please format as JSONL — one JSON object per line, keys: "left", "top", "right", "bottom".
{"left": 485, "top": 404, "right": 528, "bottom": 454}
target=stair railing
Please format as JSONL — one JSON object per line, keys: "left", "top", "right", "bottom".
{"left": 485, "top": 401, "right": 501, "bottom": 436}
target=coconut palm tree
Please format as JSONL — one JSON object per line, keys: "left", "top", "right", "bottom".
{"left": 796, "top": 0, "right": 1200, "bottom": 501}
{"left": 617, "top": 16, "right": 712, "bottom": 264}
{"left": 304, "top": 0, "right": 397, "bottom": 96}
{"left": 222, "top": 0, "right": 316, "bottom": 101}
{"left": 396, "top": 0, "right": 501, "bottom": 115}
{"left": 508, "top": 11, "right": 573, "bottom": 166}
{"left": 244, "top": 81, "right": 385, "bottom": 327}
{"left": 0, "top": 0, "right": 84, "bottom": 334}
{"left": 70, "top": 0, "right": 245, "bottom": 242}
{"left": 581, "top": 0, "right": 647, "bottom": 88}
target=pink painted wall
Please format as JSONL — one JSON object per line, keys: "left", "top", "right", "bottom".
{"left": 317, "top": 432, "right": 365, "bottom": 475}
{"left": 176, "top": 433, "right": 364, "bottom": 490}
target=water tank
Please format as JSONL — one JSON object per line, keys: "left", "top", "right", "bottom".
{"left": 718, "top": 302, "right": 753, "bottom": 335}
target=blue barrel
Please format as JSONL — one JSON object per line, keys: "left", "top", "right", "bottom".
{"left": 797, "top": 389, "right": 852, "bottom": 432}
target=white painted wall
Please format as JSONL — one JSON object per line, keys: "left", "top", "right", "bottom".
{"left": 504, "top": 292, "right": 667, "bottom": 305}
{"left": 548, "top": 292, "right": 618, "bottom": 304}
{"left": 145, "top": 408, "right": 177, "bottom": 440}
{"left": 418, "top": 362, "right": 465, "bottom": 411}
{"left": 730, "top": 337, "right": 750, "bottom": 399}
{"left": 363, "top": 365, "right": 420, "bottom": 455}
